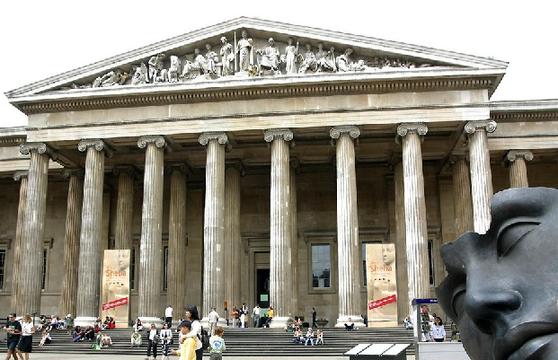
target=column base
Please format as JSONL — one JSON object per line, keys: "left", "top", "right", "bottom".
{"left": 74, "top": 316, "right": 98, "bottom": 327}
{"left": 335, "top": 315, "right": 366, "bottom": 329}
{"left": 269, "top": 316, "right": 293, "bottom": 329}
{"left": 139, "top": 316, "right": 164, "bottom": 328}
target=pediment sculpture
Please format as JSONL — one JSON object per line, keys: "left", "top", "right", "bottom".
{"left": 64, "top": 30, "right": 435, "bottom": 90}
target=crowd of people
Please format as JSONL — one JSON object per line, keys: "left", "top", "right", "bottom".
{"left": 3, "top": 313, "right": 35, "bottom": 360}
{"left": 290, "top": 318, "right": 324, "bottom": 346}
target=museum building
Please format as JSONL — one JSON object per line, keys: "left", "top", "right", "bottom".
{"left": 1, "top": 17, "right": 557, "bottom": 327}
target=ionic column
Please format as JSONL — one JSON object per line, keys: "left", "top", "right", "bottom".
{"left": 199, "top": 132, "right": 228, "bottom": 321}
{"left": 393, "top": 162, "right": 410, "bottom": 322}
{"left": 59, "top": 170, "right": 83, "bottom": 318}
{"left": 18, "top": 143, "right": 54, "bottom": 315}
{"left": 506, "top": 150, "right": 533, "bottom": 188}
{"left": 224, "top": 164, "right": 242, "bottom": 311}
{"left": 167, "top": 165, "right": 187, "bottom": 319}
{"left": 465, "top": 120, "right": 497, "bottom": 234}
{"left": 289, "top": 163, "right": 299, "bottom": 318}
{"left": 11, "top": 171, "right": 28, "bottom": 312}
{"left": 264, "top": 129, "right": 293, "bottom": 328}
{"left": 75, "top": 140, "right": 108, "bottom": 326}
{"left": 137, "top": 136, "right": 166, "bottom": 324}
{"left": 330, "top": 126, "right": 364, "bottom": 328}
{"left": 451, "top": 157, "right": 474, "bottom": 235}
{"left": 114, "top": 167, "right": 135, "bottom": 250}
{"left": 396, "top": 123, "right": 430, "bottom": 308}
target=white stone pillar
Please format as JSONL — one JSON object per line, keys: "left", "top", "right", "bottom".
{"left": 289, "top": 163, "right": 299, "bottom": 318}
{"left": 11, "top": 171, "right": 28, "bottom": 312}
{"left": 17, "top": 143, "right": 53, "bottom": 316}
{"left": 224, "top": 164, "right": 242, "bottom": 312}
{"left": 199, "top": 132, "right": 228, "bottom": 321}
{"left": 264, "top": 129, "right": 294, "bottom": 328}
{"left": 59, "top": 170, "right": 83, "bottom": 318}
{"left": 330, "top": 126, "right": 365, "bottom": 328}
{"left": 393, "top": 162, "right": 410, "bottom": 322}
{"left": 75, "top": 139, "right": 108, "bottom": 326}
{"left": 396, "top": 123, "right": 430, "bottom": 310}
{"left": 506, "top": 150, "right": 533, "bottom": 188}
{"left": 451, "top": 157, "right": 474, "bottom": 235}
{"left": 137, "top": 136, "right": 166, "bottom": 325}
{"left": 114, "top": 167, "right": 135, "bottom": 250}
{"left": 465, "top": 120, "right": 496, "bottom": 234}
{"left": 168, "top": 165, "right": 187, "bottom": 318}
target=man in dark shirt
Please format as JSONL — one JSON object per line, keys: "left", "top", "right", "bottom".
{"left": 4, "top": 313, "right": 22, "bottom": 359}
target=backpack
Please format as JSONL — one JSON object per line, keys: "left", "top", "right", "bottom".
{"left": 200, "top": 327, "right": 210, "bottom": 350}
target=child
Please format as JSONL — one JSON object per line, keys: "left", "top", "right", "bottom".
{"left": 172, "top": 321, "right": 196, "bottom": 360}
{"left": 315, "top": 329, "right": 324, "bottom": 345}
{"left": 209, "top": 326, "right": 226, "bottom": 360}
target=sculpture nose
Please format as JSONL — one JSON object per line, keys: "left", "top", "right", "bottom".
{"left": 464, "top": 288, "right": 523, "bottom": 334}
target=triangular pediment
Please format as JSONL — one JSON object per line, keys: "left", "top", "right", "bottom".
{"left": 6, "top": 17, "right": 508, "bottom": 101}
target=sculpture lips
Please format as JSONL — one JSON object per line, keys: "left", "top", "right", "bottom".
{"left": 494, "top": 322, "right": 558, "bottom": 360}
{"left": 507, "top": 333, "right": 556, "bottom": 360}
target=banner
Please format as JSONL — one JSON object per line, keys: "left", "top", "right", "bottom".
{"left": 366, "top": 243, "right": 398, "bottom": 327}
{"left": 100, "top": 250, "right": 130, "bottom": 328}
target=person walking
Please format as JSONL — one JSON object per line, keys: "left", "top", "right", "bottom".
{"left": 208, "top": 307, "right": 219, "bottom": 335}
{"left": 146, "top": 323, "right": 159, "bottom": 359}
{"left": 183, "top": 305, "right": 203, "bottom": 360}
{"left": 209, "top": 326, "right": 226, "bottom": 360}
{"left": 4, "top": 313, "right": 22, "bottom": 360}
{"left": 240, "top": 303, "right": 248, "bottom": 328}
{"left": 165, "top": 305, "right": 173, "bottom": 328}
{"left": 311, "top": 307, "right": 317, "bottom": 328}
{"left": 252, "top": 304, "right": 261, "bottom": 328}
{"left": 17, "top": 314, "right": 35, "bottom": 360}
{"left": 160, "top": 323, "right": 172, "bottom": 359}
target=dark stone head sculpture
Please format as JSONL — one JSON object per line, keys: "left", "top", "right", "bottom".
{"left": 437, "top": 187, "right": 558, "bottom": 360}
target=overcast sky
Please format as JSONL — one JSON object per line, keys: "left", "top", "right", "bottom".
{"left": 1, "top": 0, "right": 556, "bottom": 128}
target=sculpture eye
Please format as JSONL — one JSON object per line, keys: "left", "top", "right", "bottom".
{"left": 497, "top": 221, "right": 539, "bottom": 257}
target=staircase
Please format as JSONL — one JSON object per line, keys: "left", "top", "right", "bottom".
{"left": 28, "top": 326, "right": 417, "bottom": 357}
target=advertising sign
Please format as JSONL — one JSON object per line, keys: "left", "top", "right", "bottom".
{"left": 100, "top": 249, "right": 130, "bottom": 328}
{"left": 366, "top": 243, "right": 398, "bottom": 327}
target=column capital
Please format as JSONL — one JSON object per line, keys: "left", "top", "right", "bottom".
{"left": 62, "top": 169, "right": 84, "bottom": 179}
{"left": 329, "top": 126, "right": 360, "bottom": 140}
{"left": 264, "top": 129, "right": 293, "bottom": 143}
{"left": 113, "top": 165, "right": 139, "bottom": 177}
{"left": 396, "top": 123, "right": 428, "bottom": 138}
{"left": 78, "top": 139, "right": 113, "bottom": 157}
{"left": 13, "top": 171, "right": 28, "bottom": 181}
{"left": 137, "top": 135, "right": 166, "bottom": 149}
{"left": 198, "top": 132, "right": 228, "bottom": 146}
{"left": 167, "top": 163, "right": 191, "bottom": 177}
{"left": 20, "top": 142, "right": 57, "bottom": 160}
{"left": 464, "top": 120, "right": 497, "bottom": 135}
{"left": 506, "top": 150, "right": 534, "bottom": 163}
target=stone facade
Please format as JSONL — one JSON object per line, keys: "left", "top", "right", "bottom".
{"left": 1, "top": 18, "right": 558, "bottom": 326}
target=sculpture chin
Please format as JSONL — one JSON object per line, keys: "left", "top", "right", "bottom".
{"left": 508, "top": 333, "right": 558, "bottom": 360}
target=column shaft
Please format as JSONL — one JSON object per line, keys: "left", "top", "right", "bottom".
{"left": 466, "top": 121, "right": 496, "bottom": 234}
{"left": 199, "top": 133, "right": 227, "bottom": 320}
{"left": 330, "top": 127, "right": 363, "bottom": 327}
{"left": 76, "top": 141, "right": 106, "bottom": 325}
{"left": 137, "top": 137, "right": 165, "bottom": 323}
{"left": 452, "top": 158, "right": 474, "bottom": 235}
{"left": 168, "top": 167, "right": 187, "bottom": 317}
{"left": 393, "top": 162, "right": 410, "bottom": 321}
{"left": 506, "top": 150, "right": 533, "bottom": 188}
{"left": 60, "top": 173, "right": 83, "bottom": 317}
{"left": 11, "top": 173, "right": 28, "bottom": 312}
{"left": 17, "top": 144, "right": 50, "bottom": 315}
{"left": 224, "top": 166, "right": 241, "bottom": 311}
{"left": 289, "top": 169, "right": 299, "bottom": 317}
{"left": 114, "top": 170, "right": 135, "bottom": 250}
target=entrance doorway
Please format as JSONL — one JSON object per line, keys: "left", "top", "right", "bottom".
{"left": 256, "top": 268, "right": 270, "bottom": 308}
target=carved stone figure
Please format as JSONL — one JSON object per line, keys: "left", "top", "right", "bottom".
{"left": 220, "top": 36, "right": 234, "bottom": 76}
{"left": 237, "top": 30, "right": 253, "bottom": 73}
{"left": 167, "top": 55, "right": 180, "bottom": 83}
{"left": 92, "top": 70, "right": 128, "bottom": 88}
{"left": 284, "top": 38, "right": 299, "bottom": 74}
{"left": 257, "top": 38, "right": 281, "bottom": 75}
{"left": 336, "top": 48, "right": 354, "bottom": 72}
{"left": 148, "top": 53, "right": 166, "bottom": 82}
{"left": 437, "top": 187, "right": 558, "bottom": 360}
{"left": 131, "top": 63, "right": 148, "bottom": 85}
{"left": 204, "top": 44, "right": 219, "bottom": 78}
{"left": 320, "top": 46, "right": 337, "bottom": 72}
{"left": 298, "top": 44, "right": 317, "bottom": 73}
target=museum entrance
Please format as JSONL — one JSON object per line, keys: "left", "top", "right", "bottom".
{"left": 256, "top": 268, "right": 270, "bottom": 308}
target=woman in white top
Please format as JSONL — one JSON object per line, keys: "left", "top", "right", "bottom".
{"left": 160, "top": 322, "right": 173, "bottom": 358}
{"left": 18, "top": 314, "right": 35, "bottom": 359}
{"left": 184, "top": 305, "right": 203, "bottom": 360}
{"left": 430, "top": 317, "right": 446, "bottom": 342}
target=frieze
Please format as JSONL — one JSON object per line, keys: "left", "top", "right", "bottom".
{"left": 61, "top": 31, "right": 437, "bottom": 91}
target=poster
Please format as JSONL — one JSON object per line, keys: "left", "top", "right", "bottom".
{"left": 100, "top": 249, "right": 130, "bottom": 328}
{"left": 366, "top": 243, "right": 398, "bottom": 327}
